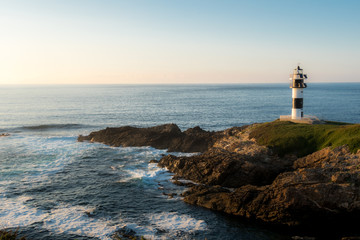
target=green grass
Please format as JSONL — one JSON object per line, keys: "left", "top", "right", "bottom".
{"left": 249, "top": 120, "right": 360, "bottom": 157}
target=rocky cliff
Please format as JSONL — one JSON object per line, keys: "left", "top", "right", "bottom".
{"left": 79, "top": 122, "right": 360, "bottom": 236}
{"left": 158, "top": 125, "right": 295, "bottom": 188}
{"left": 182, "top": 146, "right": 360, "bottom": 228}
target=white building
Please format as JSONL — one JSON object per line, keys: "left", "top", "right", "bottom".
{"left": 280, "top": 66, "right": 320, "bottom": 124}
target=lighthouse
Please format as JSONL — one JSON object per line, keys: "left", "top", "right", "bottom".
{"left": 290, "top": 65, "right": 307, "bottom": 119}
{"left": 280, "top": 66, "right": 320, "bottom": 124}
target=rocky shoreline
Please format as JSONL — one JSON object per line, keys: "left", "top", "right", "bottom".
{"left": 78, "top": 124, "right": 220, "bottom": 153}
{"left": 78, "top": 123, "right": 360, "bottom": 239}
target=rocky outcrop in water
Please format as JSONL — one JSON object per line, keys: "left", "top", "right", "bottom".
{"left": 159, "top": 125, "right": 295, "bottom": 188}
{"left": 155, "top": 124, "right": 360, "bottom": 233}
{"left": 159, "top": 148, "right": 292, "bottom": 188}
{"left": 78, "top": 124, "right": 219, "bottom": 153}
{"left": 182, "top": 146, "right": 360, "bottom": 228}
{"left": 79, "top": 123, "right": 360, "bottom": 235}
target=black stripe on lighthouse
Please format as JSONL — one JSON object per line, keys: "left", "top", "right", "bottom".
{"left": 292, "top": 98, "right": 303, "bottom": 109}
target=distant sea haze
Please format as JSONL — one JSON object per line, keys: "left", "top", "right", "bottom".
{"left": 0, "top": 83, "right": 359, "bottom": 240}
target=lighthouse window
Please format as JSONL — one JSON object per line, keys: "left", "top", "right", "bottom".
{"left": 294, "top": 80, "right": 303, "bottom": 88}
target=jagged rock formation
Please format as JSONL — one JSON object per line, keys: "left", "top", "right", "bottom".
{"left": 159, "top": 125, "right": 296, "bottom": 188}
{"left": 78, "top": 124, "right": 219, "bottom": 153}
{"left": 79, "top": 122, "right": 360, "bottom": 235}
{"left": 182, "top": 146, "right": 360, "bottom": 228}
{"left": 159, "top": 147, "right": 294, "bottom": 188}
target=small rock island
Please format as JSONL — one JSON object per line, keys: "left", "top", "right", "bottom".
{"left": 78, "top": 120, "right": 360, "bottom": 238}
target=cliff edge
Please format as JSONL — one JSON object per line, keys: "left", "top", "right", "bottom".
{"left": 78, "top": 121, "right": 360, "bottom": 236}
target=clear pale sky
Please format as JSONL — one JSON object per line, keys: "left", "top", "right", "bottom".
{"left": 1, "top": 0, "right": 359, "bottom": 84}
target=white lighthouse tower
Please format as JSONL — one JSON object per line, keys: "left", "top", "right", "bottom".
{"left": 280, "top": 65, "right": 320, "bottom": 124}
{"left": 290, "top": 65, "right": 307, "bottom": 119}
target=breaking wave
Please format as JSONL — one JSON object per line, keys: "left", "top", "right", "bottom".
{"left": 20, "top": 124, "right": 91, "bottom": 131}
{"left": 0, "top": 193, "right": 118, "bottom": 240}
{"left": 148, "top": 212, "right": 207, "bottom": 232}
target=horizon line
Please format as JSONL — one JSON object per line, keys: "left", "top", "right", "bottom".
{"left": 1, "top": 81, "right": 360, "bottom": 86}
{"left": 0, "top": 81, "right": 360, "bottom": 86}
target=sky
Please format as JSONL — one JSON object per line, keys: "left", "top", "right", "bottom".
{"left": 0, "top": 0, "right": 359, "bottom": 84}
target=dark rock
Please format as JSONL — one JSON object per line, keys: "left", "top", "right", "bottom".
{"left": 172, "top": 180, "right": 196, "bottom": 187}
{"left": 149, "top": 159, "right": 159, "bottom": 164}
{"left": 182, "top": 146, "right": 360, "bottom": 227}
{"left": 0, "top": 133, "right": 10, "bottom": 137}
{"left": 78, "top": 124, "right": 219, "bottom": 153}
{"left": 182, "top": 185, "right": 236, "bottom": 213}
{"left": 162, "top": 192, "right": 177, "bottom": 198}
{"left": 158, "top": 148, "right": 292, "bottom": 188}
{"left": 84, "top": 210, "right": 95, "bottom": 217}
{"left": 113, "top": 226, "right": 137, "bottom": 239}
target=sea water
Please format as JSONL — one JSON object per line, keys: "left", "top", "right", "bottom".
{"left": 0, "top": 83, "right": 359, "bottom": 240}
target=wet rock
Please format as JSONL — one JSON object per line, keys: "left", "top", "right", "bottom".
{"left": 149, "top": 159, "right": 159, "bottom": 164}
{"left": 182, "top": 146, "right": 360, "bottom": 228}
{"left": 172, "top": 180, "right": 196, "bottom": 188}
{"left": 0, "top": 133, "right": 10, "bottom": 137}
{"left": 158, "top": 148, "right": 292, "bottom": 188}
{"left": 84, "top": 210, "right": 95, "bottom": 217}
{"left": 182, "top": 185, "right": 234, "bottom": 212}
{"left": 162, "top": 192, "right": 177, "bottom": 198}
{"left": 113, "top": 226, "right": 138, "bottom": 240}
{"left": 78, "top": 124, "right": 219, "bottom": 153}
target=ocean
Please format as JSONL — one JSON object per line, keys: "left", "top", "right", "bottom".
{"left": 0, "top": 83, "right": 359, "bottom": 240}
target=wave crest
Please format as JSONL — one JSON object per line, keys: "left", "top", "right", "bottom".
{"left": 20, "top": 124, "right": 89, "bottom": 131}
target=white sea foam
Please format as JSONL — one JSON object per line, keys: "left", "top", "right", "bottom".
{"left": 115, "top": 223, "right": 158, "bottom": 240}
{"left": 147, "top": 212, "right": 207, "bottom": 233}
{"left": 43, "top": 205, "right": 118, "bottom": 240}
{"left": 116, "top": 212, "right": 208, "bottom": 239}
{"left": 0, "top": 135, "right": 202, "bottom": 239}
{"left": 118, "top": 163, "right": 172, "bottom": 183}
{"left": 7, "top": 136, "right": 85, "bottom": 178}
{"left": 173, "top": 152, "right": 200, "bottom": 157}
{"left": 0, "top": 135, "right": 120, "bottom": 239}
{"left": 0, "top": 193, "right": 119, "bottom": 240}
{"left": 171, "top": 178, "right": 197, "bottom": 185}
{"left": 0, "top": 195, "right": 47, "bottom": 229}
{"left": 4, "top": 136, "right": 104, "bottom": 188}
{"left": 116, "top": 146, "right": 167, "bottom": 159}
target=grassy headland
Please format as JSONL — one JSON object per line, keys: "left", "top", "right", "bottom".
{"left": 249, "top": 120, "right": 360, "bottom": 157}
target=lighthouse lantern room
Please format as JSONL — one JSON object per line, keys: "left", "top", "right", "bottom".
{"left": 290, "top": 66, "right": 307, "bottom": 120}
